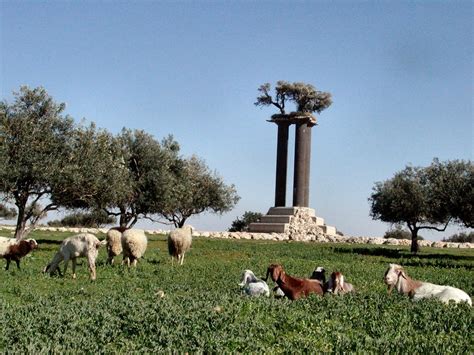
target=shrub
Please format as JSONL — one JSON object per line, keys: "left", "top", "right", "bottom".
{"left": 384, "top": 225, "right": 424, "bottom": 240}
{"left": 228, "top": 211, "right": 263, "bottom": 232}
{"left": 0, "top": 203, "right": 17, "bottom": 219}
{"left": 443, "top": 232, "right": 474, "bottom": 243}
{"left": 48, "top": 210, "right": 115, "bottom": 228}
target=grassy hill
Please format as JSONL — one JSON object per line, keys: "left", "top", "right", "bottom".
{"left": 0, "top": 230, "right": 472, "bottom": 353}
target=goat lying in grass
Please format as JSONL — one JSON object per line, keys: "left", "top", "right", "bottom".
{"left": 265, "top": 264, "right": 323, "bottom": 300}
{"left": 239, "top": 270, "right": 270, "bottom": 297}
{"left": 384, "top": 263, "right": 471, "bottom": 306}
{"left": 326, "top": 271, "right": 355, "bottom": 295}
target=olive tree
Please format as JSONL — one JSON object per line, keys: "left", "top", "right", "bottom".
{"left": 255, "top": 80, "right": 332, "bottom": 114}
{"left": 158, "top": 155, "right": 240, "bottom": 228}
{"left": 369, "top": 159, "right": 473, "bottom": 253}
{"left": 0, "top": 203, "right": 17, "bottom": 219}
{"left": 96, "top": 129, "right": 180, "bottom": 228}
{"left": 0, "top": 86, "right": 121, "bottom": 239}
{"left": 425, "top": 159, "right": 473, "bottom": 228}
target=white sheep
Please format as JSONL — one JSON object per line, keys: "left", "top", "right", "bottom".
{"left": 43, "top": 233, "right": 105, "bottom": 280}
{"left": 384, "top": 263, "right": 472, "bottom": 306}
{"left": 168, "top": 225, "right": 193, "bottom": 265}
{"left": 121, "top": 229, "right": 147, "bottom": 267}
{"left": 105, "top": 227, "right": 126, "bottom": 265}
{"left": 239, "top": 269, "right": 270, "bottom": 297}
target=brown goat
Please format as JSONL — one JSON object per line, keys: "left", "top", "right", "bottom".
{"left": 327, "top": 271, "right": 355, "bottom": 295}
{"left": 265, "top": 264, "right": 323, "bottom": 300}
{"left": 2, "top": 239, "right": 38, "bottom": 270}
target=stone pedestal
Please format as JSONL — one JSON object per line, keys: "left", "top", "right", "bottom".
{"left": 248, "top": 207, "right": 337, "bottom": 238}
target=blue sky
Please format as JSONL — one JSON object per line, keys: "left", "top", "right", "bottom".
{"left": 1, "top": 1, "right": 472, "bottom": 239}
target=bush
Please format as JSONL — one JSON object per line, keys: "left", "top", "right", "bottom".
{"left": 48, "top": 210, "right": 115, "bottom": 228}
{"left": 228, "top": 211, "right": 263, "bottom": 232}
{"left": 0, "top": 203, "right": 17, "bottom": 219}
{"left": 443, "top": 232, "right": 474, "bottom": 243}
{"left": 384, "top": 225, "right": 424, "bottom": 240}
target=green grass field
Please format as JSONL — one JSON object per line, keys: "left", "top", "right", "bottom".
{"left": 1, "top": 230, "right": 473, "bottom": 353}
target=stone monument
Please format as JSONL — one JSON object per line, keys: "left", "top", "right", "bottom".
{"left": 249, "top": 82, "right": 337, "bottom": 238}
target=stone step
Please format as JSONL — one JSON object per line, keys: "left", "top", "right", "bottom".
{"left": 260, "top": 215, "right": 292, "bottom": 224}
{"left": 248, "top": 222, "right": 288, "bottom": 233}
{"left": 321, "top": 225, "right": 337, "bottom": 236}
{"left": 314, "top": 216, "right": 325, "bottom": 226}
{"left": 267, "top": 207, "right": 316, "bottom": 216}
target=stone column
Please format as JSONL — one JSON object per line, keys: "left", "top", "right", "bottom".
{"left": 274, "top": 122, "right": 289, "bottom": 206}
{"left": 292, "top": 117, "right": 314, "bottom": 208}
{"left": 303, "top": 126, "right": 312, "bottom": 207}
{"left": 293, "top": 122, "right": 308, "bottom": 207}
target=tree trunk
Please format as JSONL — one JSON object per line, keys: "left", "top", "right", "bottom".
{"left": 119, "top": 207, "right": 132, "bottom": 228}
{"left": 177, "top": 218, "right": 187, "bottom": 228}
{"left": 14, "top": 201, "right": 28, "bottom": 240}
{"left": 410, "top": 228, "right": 419, "bottom": 254}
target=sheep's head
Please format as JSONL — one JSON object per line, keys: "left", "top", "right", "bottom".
{"left": 384, "top": 264, "right": 407, "bottom": 292}
{"left": 26, "top": 239, "right": 38, "bottom": 250}
{"left": 266, "top": 264, "right": 283, "bottom": 282}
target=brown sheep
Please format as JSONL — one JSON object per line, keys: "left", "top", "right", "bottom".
{"left": 0, "top": 238, "right": 38, "bottom": 270}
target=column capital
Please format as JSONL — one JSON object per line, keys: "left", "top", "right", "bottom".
{"left": 267, "top": 112, "right": 317, "bottom": 127}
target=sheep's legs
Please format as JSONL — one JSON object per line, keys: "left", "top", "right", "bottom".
{"left": 71, "top": 258, "right": 77, "bottom": 279}
{"left": 180, "top": 253, "right": 185, "bottom": 265}
{"left": 106, "top": 253, "right": 115, "bottom": 265}
{"left": 87, "top": 256, "right": 96, "bottom": 280}
{"left": 15, "top": 259, "right": 20, "bottom": 270}
{"left": 63, "top": 257, "right": 70, "bottom": 278}
{"left": 5, "top": 258, "right": 10, "bottom": 271}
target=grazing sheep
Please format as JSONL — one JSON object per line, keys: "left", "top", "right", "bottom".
{"left": 265, "top": 264, "right": 324, "bottom": 300}
{"left": 326, "top": 271, "right": 355, "bottom": 295}
{"left": 384, "top": 263, "right": 472, "bottom": 306}
{"left": 43, "top": 233, "right": 104, "bottom": 280}
{"left": 239, "top": 269, "right": 270, "bottom": 297}
{"left": 168, "top": 225, "right": 193, "bottom": 265}
{"left": 105, "top": 226, "right": 127, "bottom": 265}
{"left": 0, "top": 237, "right": 38, "bottom": 270}
{"left": 121, "top": 229, "right": 147, "bottom": 267}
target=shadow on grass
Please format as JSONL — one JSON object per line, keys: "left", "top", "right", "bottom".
{"left": 36, "top": 239, "right": 63, "bottom": 245}
{"left": 333, "top": 247, "right": 474, "bottom": 262}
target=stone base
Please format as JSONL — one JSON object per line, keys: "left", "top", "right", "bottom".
{"left": 248, "top": 207, "right": 338, "bottom": 239}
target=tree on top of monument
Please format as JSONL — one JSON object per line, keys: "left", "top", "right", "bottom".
{"left": 255, "top": 81, "right": 332, "bottom": 115}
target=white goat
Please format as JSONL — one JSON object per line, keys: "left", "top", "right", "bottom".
{"left": 44, "top": 233, "right": 105, "bottom": 280}
{"left": 384, "top": 263, "right": 472, "bottom": 306}
{"left": 239, "top": 270, "right": 270, "bottom": 297}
